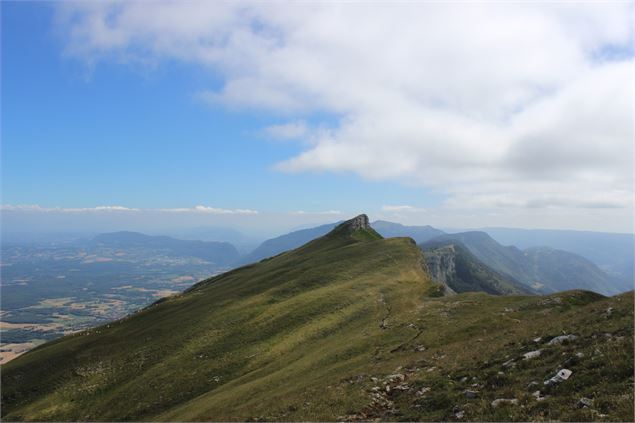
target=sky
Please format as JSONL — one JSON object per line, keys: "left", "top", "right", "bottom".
{"left": 1, "top": 1, "right": 634, "bottom": 237}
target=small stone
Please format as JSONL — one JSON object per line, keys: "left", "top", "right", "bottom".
{"left": 557, "top": 369, "right": 572, "bottom": 380}
{"left": 578, "top": 397, "right": 593, "bottom": 408}
{"left": 455, "top": 410, "right": 465, "bottom": 419}
{"left": 502, "top": 359, "right": 515, "bottom": 368}
{"left": 460, "top": 376, "right": 468, "bottom": 383}
{"left": 533, "top": 337, "right": 542, "bottom": 343}
{"left": 532, "top": 390, "right": 547, "bottom": 401}
{"left": 415, "top": 387, "right": 431, "bottom": 396}
{"left": 523, "top": 350, "right": 542, "bottom": 360}
{"left": 386, "top": 373, "right": 405, "bottom": 382}
{"left": 544, "top": 368, "right": 572, "bottom": 385}
{"left": 548, "top": 334, "right": 578, "bottom": 345}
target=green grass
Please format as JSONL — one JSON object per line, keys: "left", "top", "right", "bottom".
{"left": 1, "top": 223, "right": 633, "bottom": 422}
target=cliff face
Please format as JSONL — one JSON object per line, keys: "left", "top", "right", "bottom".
{"left": 420, "top": 241, "right": 530, "bottom": 296}
{"left": 345, "top": 214, "right": 370, "bottom": 231}
{"left": 423, "top": 244, "right": 457, "bottom": 288}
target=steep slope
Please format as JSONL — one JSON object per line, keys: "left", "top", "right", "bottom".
{"left": 1, "top": 215, "right": 434, "bottom": 421}
{"left": 524, "top": 247, "right": 618, "bottom": 295}
{"left": 430, "top": 232, "right": 534, "bottom": 284}
{"left": 92, "top": 231, "right": 240, "bottom": 266}
{"left": 429, "top": 232, "right": 619, "bottom": 295}
{"left": 372, "top": 220, "right": 445, "bottom": 244}
{"left": 238, "top": 222, "right": 339, "bottom": 265}
{"left": 2, "top": 217, "right": 633, "bottom": 422}
{"left": 420, "top": 240, "right": 533, "bottom": 296}
{"left": 482, "top": 227, "right": 634, "bottom": 290}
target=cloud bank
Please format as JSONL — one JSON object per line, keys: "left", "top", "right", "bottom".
{"left": 55, "top": 2, "right": 634, "bottom": 222}
{"left": 1, "top": 204, "right": 258, "bottom": 215}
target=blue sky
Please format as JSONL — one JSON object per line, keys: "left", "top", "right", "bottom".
{"left": 1, "top": 2, "right": 436, "bottom": 214}
{"left": 1, "top": 2, "right": 632, "bottom": 234}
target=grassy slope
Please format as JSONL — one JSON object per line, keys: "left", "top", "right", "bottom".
{"left": 2, "top": 224, "right": 633, "bottom": 422}
{"left": 2, "top": 226, "right": 433, "bottom": 421}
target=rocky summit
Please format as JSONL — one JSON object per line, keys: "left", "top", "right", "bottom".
{"left": 343, "top": 214, "right": 371, "bottom": 231}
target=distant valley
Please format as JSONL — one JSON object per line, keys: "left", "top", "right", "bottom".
{"left": 1, "top": 220, "right": 632, "bottom": 365}
{"left": 0, "top": 233, "right": 236, "bottom": 363}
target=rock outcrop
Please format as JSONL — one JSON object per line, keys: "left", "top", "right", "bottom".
{"left": 344, "top": 214, "right": 371, "bottom": 232}
{"left": 424, "top": 244, "right": 457, "bottom": 285}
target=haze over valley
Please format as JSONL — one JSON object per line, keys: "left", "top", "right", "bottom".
{"left": 1, "top": 1, "right": 633, "bottom": 422}
{"left": 2, "top": 219, "right": 632, "bottom": 365}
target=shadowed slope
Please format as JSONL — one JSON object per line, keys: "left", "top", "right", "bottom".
{"left": 420, "top": 240, "right": 534, "bottom": 295}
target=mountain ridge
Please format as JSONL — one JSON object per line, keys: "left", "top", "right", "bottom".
{"left": 92, "top": 230, "right": 240, "bottom": 267}
{"left": 426, "top": 231, "right": 620, "bottom": 295}
{"left": 2, "top": 216, "right": 633, "bottom": 422}
{"left": 420, "top": 239, "right": 534, "bottom": 296}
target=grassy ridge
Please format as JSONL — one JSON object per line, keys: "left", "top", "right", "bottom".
{"left": 1, "top": 221, "right": 633, "bottom": 422}
{"left": 2, "top": 226, "right": 434, "bottom": 421}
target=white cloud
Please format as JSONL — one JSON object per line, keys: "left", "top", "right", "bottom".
{"left": 0, "top": 204, "right": 140, "bottom": 213}
{"left": 1, "top": 204, "right": 258, "bottom": 215}
{"left": 54, "top": 2, "right": 634, "bottom": 226}
{"left": 159, "top": 205, "right": 259, "bottom": 215}
{"left": 381, "top": 205, "right": 426, "bottom": 213}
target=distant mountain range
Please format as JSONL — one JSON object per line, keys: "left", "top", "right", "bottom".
{"left": 87, "top": 220, "right": 632, "bottom": 297}
{"left": 237, "top": 222, "right": 339, "bottom": 265}
{"left": 420, "top": 239, "right": 533, "bottom": 296}
{"left": 372, "top": 220, "right": 445, "bottom": 243}
{"left": 428, "top": 231, "right": 619, "bottom": 296}
{"left": 238, "top": 221, "right": 630, "bottom": 296}
{"left": 238, "top": 220, "right": 444, "bottom": 265}
{"left": 4, "top": 216, "right": 632, "bottom": 422}
{"left": 92, "top": 231, "right": 240, "bottom": 267}
{"left": 479, "top": 227, "right": 634, "bottom": 290}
